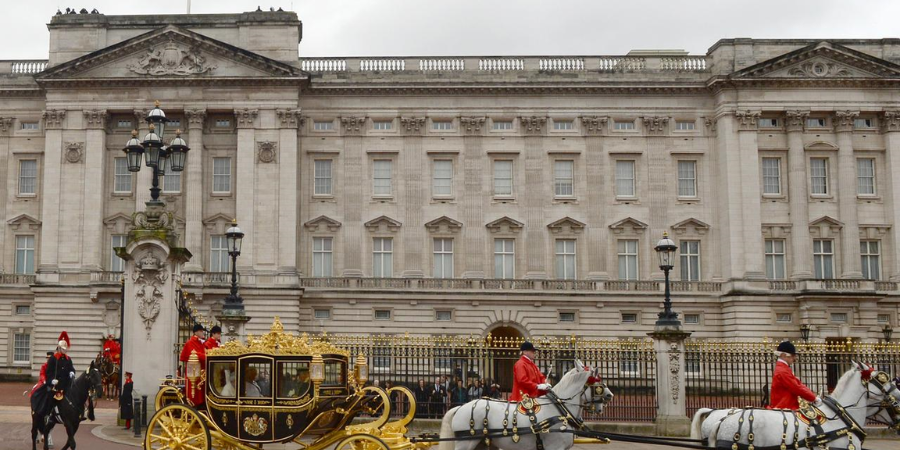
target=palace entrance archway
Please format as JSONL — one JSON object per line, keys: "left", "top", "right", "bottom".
{"left": 486, "top": 324, "right": 525, "bottom": 394}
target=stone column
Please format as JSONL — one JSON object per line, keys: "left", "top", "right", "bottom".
{"left": 460, "top": 117, "right": 487, "bottom": 278}
{"left": 234, "top": 109, "right": 258, "bottom": 270}
{"left": 400, "top": 117, "right": 426, "bottom": 278}
{"left": 835, "top": 111, "right": 863, "bottom": 279}
{"left": 882, "top": 111, "right": 900, "bottom": 281}
{"left": 340, "top": 117, "right": 366, "bottom": 277}
{"left": 713, "top": 113, "right": 752, "bottom": 280}
{"left": 134, "top": 109, "right": 153, "bottom": 208}
{"left": 736, "top": 112, "right": 765, "bottom": 279}
{"left": 786, "top": 111, "right": 813, "bottom": 279}
{"left": 650, "top": 329, "right": 692, "bottom": 436}
{"left": 520, "top": 116, "right": 547, "bottom": 279}
{"left": 0, "top": 117, "right": 13, "bottom": 272}
{"left": 118, "top": 207, "right": 192, "bottom": 409}
{"left": 82, "top": 110, "right": 107, "bottom": 270}
{"left": 38, "top": 110, "right": 66, "bottom": 275}
{"left": 276, "top": 109, "right": 301, "bottom": 274}
{"left": 582, "top": 116, "right": 609, "bottom": 279}
{"left": 644, "top": 116, "right": 670, "bottom": 279}
{"left": 183, "top": 110, "right": 206, "bottom": 273}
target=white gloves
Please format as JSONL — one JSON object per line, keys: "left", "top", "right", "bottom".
{"left": 814, "top": 397, "right": 823, "bottom": 406}
{"left": 537, "top": 383, "right": 552, "bottom": 390}
{"left": 51, "top": 379, "right": 58, "bottom": 386}
{"left": 69, "top": 371, "right": 75, "bottom": 379}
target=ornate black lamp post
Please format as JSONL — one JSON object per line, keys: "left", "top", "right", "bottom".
{"left": 222, "top": 221, "right": 245, "bottom": 315}
{"left": 884, "top": 324, "right": 894, "bottom": 342}
{"left": 799, "top": 323, "right": 811, "bottom": 341}
{"left": 122, "top": 101, "right": 190, "bottom": 206}
{"left": 654, "top": 231, "right": 681, "bottom": 328}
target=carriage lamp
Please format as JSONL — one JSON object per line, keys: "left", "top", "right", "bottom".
{"left": 800, "top": 324, "right": 811, "bottom": 341}
{"left": 186, "top": 349, "right": 202, "bottom": 398}
{"left": 310, "top": 354, "right": 325, "bottom": 386}
{"left": 222, "top": 221, "right": 245, "bottom": 315}
{"left": 354, "top": 354, "right": 369, "bottom": 388}
{"left": 121, "top": 101, "right": 189, "bottom": 207}
{"left": 654, "top": 231, "right": 681, "bottom": 328}
{"left": 884, "top": 324, "right": 894, "bottom": 342}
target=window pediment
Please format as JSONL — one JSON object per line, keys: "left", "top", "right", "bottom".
{"left": 202, "top": 213, "right": 235, "bottom": 235}
{"left": 809, "top": 215, "right": 843, "bottom": 238}
{"left": 671, "top": 218, "right": 709, "bottom": 236}
{"left": 547, "top": 217, "right": 586, "bottom": 234}
{"left": 7, "top": 214, "right": 41, "bottom": 231}
{"left": 804, "top": 141, "right": 839, "bottom": 151}
{"left": 365, "top": 215, "right": 402, "bottom": 232}
{"left": 304, "top": 215, "right": 342, "bottom": 232}
{"left": 859, "top": 224, "right": 890, "bottom": 239}
{"left": 762, "top": 223, "right": 792, "bottom": 239}
{"left": 608, "top": 217, "right": 648, "bottom": 235}
{"left": 103, "top": 212, "right": 133, "bottom": 234}
{"left": 425, "top": 216, "right": 462, "bottom": 233}
{"left": 485, "top": 216, "right": 524, "bottom": 234}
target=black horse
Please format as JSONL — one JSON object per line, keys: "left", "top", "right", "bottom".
{"left": 30, "top": 359, "right": 102, "bottom": 450}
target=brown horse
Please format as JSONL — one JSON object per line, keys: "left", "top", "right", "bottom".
{"left": 95, "top": 353, "right": 119, "bottom": 400}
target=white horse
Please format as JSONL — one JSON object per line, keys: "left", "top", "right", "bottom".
{"left": 439, "top": 360, "right": 613, "bottom": 450}
{"left": 691, "top": 362, "right": 900, "bottom": 450}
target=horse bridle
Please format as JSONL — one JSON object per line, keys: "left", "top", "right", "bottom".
{"left": 862, "top": 371, "right": 900, "bottom": 430}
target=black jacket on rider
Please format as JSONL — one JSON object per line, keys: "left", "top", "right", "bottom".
{"left": 45, "top": 353, "right": 75, "bottom": 391}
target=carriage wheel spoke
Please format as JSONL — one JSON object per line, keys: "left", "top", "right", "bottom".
{"left": 182, "top": 444, "right": 204, "bottom": 450}
{"left": 182, "top": 432, "right": 206, "bottom": 443}
{"left": 148, "top": 433, "right": 171, "bottom": 443}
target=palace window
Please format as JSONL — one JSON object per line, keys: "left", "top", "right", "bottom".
{"left": 373, "top": 120, "right": 393, "bottom": 130}
{"left": 110, "top": 234, "right": 126, "bottom": 272}
{"left": 114, "top": 157, "right": 132, "bottom": 193}
{"left": 831, "top": 313, "right": 848, "bottom": 323}
{"left": 21, "top": 122, "right": 39, "bottom": 130}
{"left": 860, "top": 240, "right": 880, "bottom": 281}
{"left": 854, "top": 118, "right": 875, "bottom": 129}
{"left": 15, "top": 305, "right": 31, "bottom": 315}
{"left": 614, "top": 121, "right": 635, "bottom": 130}
{"left": 810, "top": 158, "right": 829, "bottom": 195}
{"left": 494, "top": 239, "right": 515, "bottom": 279}
{"left": 116, "top": 119, "right": 132, "bottom": 129}
{"left": 493, "top": 160, "right": 513, "bottom": 196}
{"left": 680, "top": 240, "right": 700, "bottom": 281}
{"left": 878, "top": 314, "right": 890, "bottom": 324}
{"left": 373, "top": 237, "right": 393, "bottom": 278}
{"left": 806, "top": 117, "right": 827, "bottom": 128}
{"left": 161, "top": 159, "right": 181, "bottom": 193}
{"left": 758, "top": 118, "right": 779, "bottom": 128}
{"left": 373, "top": 160, "right": 393, "bottom": 197}
{"left": 761, "top": 157, "right": 781, "bottom": 195}
{"left": 374, "top": 310, "right": 391, "bottom": 320}
{"left": 857, "top": 158, "right": 875, "bottom": 196}
{"left": 677, "top": 160, "right": 697, "bottom": 198}
{"left": 13, "top": 332, "right": 30, "bottom": 364}
{"left": 675, "top": 121, "right": 695, "bottom": 130}
{"left": 621, "top": 313, "right": 638, "bottom": 323}
{"left": 210, "top": 235, "right": 230, "bottom": 273}
{"left": 313, "top": 121, "right": 333, "bottom": 131}
{"left": 432, "top": 121, "right": 453, "bottom": 131}
{"left": 314, "top": 160, "right": 333, "bottom": 196}
{"left": 554, "top": 160, "right": 574, "bottom": 197}
{"left": 765, "top": 239, "right": 786, "bottom": 280}
{"left": 617, "top": 239, "right": 639, "bottom": 280}
{"left": 314, "top": 309, "right": 331, "bottom": 320}
{"left": 18, "top": 160, "right": 37, "bottom": 195}
{"left": 433, "top": 238, "right": 453, "bottom": 279}
{"left": 436, "top": 310, "right": 452, "bottom": 321}
{"left": 312, "top": 237, "right": 333, "bottom": 277}
{"left": 432, "top": 160, "right": 453, "bottom": 197}
{"left": 559, "top": 312, "right": 576, "bottom": 322}
{"left": 492, "top": 120, "right": 513, "bottom": 130}
{"left": 15, "top": 236, "right": 35, "bottom": 275}
{"left": 777, "top": 313, "right": 793, "bottom": 323}
{"left": 553, "top": 120, "right": 574, "bottom": 130}
{"left": 684, "top": 314, "right": 700, "bottom": 324}
{"left": 212, "top": 157, "right": 232, "bottom": 194}
{"left": 555, "top": 239, "right": 576, "bottom": 280}
{"left": 615, "top": 160, "right": 635, "bottom": 197}
{"left": 214, "top": 119, "right": 231, "bottom": 128}
{"left": 813, "top": 239, "right": 834, "bottom": 279}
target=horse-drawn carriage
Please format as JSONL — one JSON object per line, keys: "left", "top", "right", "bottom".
{"left": 146, "top": 318, "right": 426, "bottom": 450}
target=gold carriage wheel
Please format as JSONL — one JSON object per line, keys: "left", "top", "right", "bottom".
{"left": 154, "top": 385, "right": 183, "bottom": 411}
{"left": 334, "top": 433, "right": 390, "bottom": 450}
{"left": 387, "top": 386, "right": 416, "bottom": 428}
{"left": 144, "top": 404, "right": 211, "bottom": 450}
{"left": 358, "top": 386, "right": 391, "bottom": 429}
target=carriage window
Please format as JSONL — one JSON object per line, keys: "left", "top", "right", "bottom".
{"left": 278, "top": 361, "right": 311, "bottom": 399}
{"left": 241, "top": 361, "right": 272, "bottom": 397}
{"left": 323, "top": 361, "right": 345, "bottom": 386}
{"left": 209, "top": 361, "right": 236, "bottom": 398}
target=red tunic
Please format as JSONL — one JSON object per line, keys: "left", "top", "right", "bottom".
{"left": 203, "top": 337, "right": 219, "bottom": 350}
{"left": 29, "top": 362, "right": 49, "bottom": 398}
{"left": 768, "top": 361, "right": 816, "bottom": 410}
{"left": 104, "top": 339, "right": 121, "bottom": 364}
{"left": 179, "top": 336, "right": 206, "bottom": 405}
{"left": 510, "top": 355, "right": 546, "bottom": 402}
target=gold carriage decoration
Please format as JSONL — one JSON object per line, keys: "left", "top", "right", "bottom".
{"left": 144, "top": 317, "right": 425, "bottom": 450}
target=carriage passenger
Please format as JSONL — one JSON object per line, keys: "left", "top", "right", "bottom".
{"left": 244, "top": 367, "right": 263, "bottom": 397}
{"left": 768, "top": 341, "right": 821, "bottom": 410}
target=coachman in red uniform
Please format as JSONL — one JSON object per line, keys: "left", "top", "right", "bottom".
{"left": 510, "top": 341, "right": 552, "bottom": 402}
{"left": 179, "top": 324, "right": 207, "bottom": 406}
{"left": 204, "top": 325, "right": 222, "bottom": 350}
{"left": 768, "top": 341, "right": 819, "bottom": 410}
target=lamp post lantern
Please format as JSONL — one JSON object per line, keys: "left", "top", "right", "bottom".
{"left": 799, "top": 323, "right": 811, "bottom": 341}
{"left": 222, "top": 221, "right": 245, "bottom": 315}
{"left": 884, "top": 324, "right": 894, "bottom": 342}
{"left": 122, "top": 101, "right": 189, "bottom": 206}
{"left": 654, "top": 231, "right": 681, "bottom": 328}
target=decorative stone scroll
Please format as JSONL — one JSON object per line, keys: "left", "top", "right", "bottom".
{"left": 341, "top": 117, "right": 367, "bottom": 135}
{"left": 733, "top": 111, "right": 760, "bottom": 131}
{"left": 883, "top": 111, "right": 900, "bottom": 133}
{"left": 519, "top": 116, "right": 547, "bottom": 134}
{"left": 834, "top": 110, "right": 859, "bottom": 133}
{"left": 276, "top": 109, "right": 303, "bottom": 128}
{"left": 785, "top": 110, "right": 809, "bottom": 132}
{"left": 580, "top": 116, "right": 608, "bottom": 135}
{"left": 256, "top": 141, "right": 277, "bottom": 164}
{"left": 668, "top": 342, "right": 682, "bottom": 403}
{"left": 83, "top": 110, "right": 107, "bottom": 129}
{"left": 460, "top": 117, "right": 486, "bottom": 134}
{"left": 184, "top": 109, "right": 207, "bottom": 128}
{"left": 127, "top": 40, "right": 216, "bottom": 76}
{"left": 132, "top": 251, "right": 169, "bottom": 336}
{"left": 399, "top": 117, "right": 426, "bottom": 135}
{"left": 64, "top": 142, "right": 84, "bottom": 164}
{"left": 234, "top": 109, "right": 259, "bottom": 128}
{"left": 0, "top": 117, "right": 14, "bottom": 134}
{"left": 42, "top": 110, "right": 66, "bottom": 129}
{"left": 787, "top": 61, "right": 852, "bottom": 78}
{"left": 642, "top": 116, "right": 669, "bottom": 134}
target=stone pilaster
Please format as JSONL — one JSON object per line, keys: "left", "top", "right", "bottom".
{"left": 835, "top": 111, "right": 862, "bottom": 278}
{"left": 646, "top": 116, "right": 671, "bottom": 279}
{"left": 277, "top": 109, "right": 300, "bottom": 273}
{"left": 786, "top": 110, "right": 813, "bottom": 279}
{"left": 183, "top": 109, "right": 206, "bottom": 272}
{"left": 82, "top": 109, "right": 107, "bottom": 270}
{"left": 340, "top": 116, "right": 366, "bottom": 276}
{"left": 38, "top": 110, "right": 66, "bottom": 275}
{"left": 461, "top": 117, "right": 486, "bottom": 278}
{"left": 235, "top": 109, "right": 258, "bottom": 271}
{"left": 735, "top": 111, "right": 765, "bottom": 279}
{"left": 713, "top": 113, "right": 756, "bottom": 279}
{"left": 583, "top": 116, "right": 609, "bottom": 279}
{"left": 0, "top": 117, "right": 13, "bottom": 272}
{"left": 649, "top": 329, "right": 692, "bottom": 436}
{"left": 520, "top": 116, "right": 547, "bottom": 278}
{"left": 882, "top": 111, "right": 900, "bottom": 280}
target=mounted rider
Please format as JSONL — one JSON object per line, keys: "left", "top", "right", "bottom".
{"left": 102, "top": 333, "right": 121, "bottom": 365}
{"left": 510, "top": 341, "right": 552, "bottom": 402}
{"left": 38, "top": 332, "right": 76, "bottom": 423}
{"left": 768, "top": 340, "right": 821, "bottom": 410}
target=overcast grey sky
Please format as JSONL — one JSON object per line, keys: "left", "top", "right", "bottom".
{"left": 1, "top": 0, "right": 898, "bottom": 59}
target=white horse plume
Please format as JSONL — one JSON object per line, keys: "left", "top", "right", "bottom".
{"left": 691, "top": 361, "right": 900, "bottom": 450}
{"left": 438, "top": 360, "right": 613, "bottom": 450}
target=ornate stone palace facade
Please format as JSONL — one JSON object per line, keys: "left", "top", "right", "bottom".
{"left": 1, "top": 10, "right": 899, "bottom": 376}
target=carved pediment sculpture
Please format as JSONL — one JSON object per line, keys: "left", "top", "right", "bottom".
{"left": 64, "top": 142, "right": 85, "bottom": 164}
{"left": 728, "top": 42, "right": 900, "bottom": 81}
{"left": 127, "top": 39, "right": 216, "bottom": 76}
{"left": 257, "top": 141, "right": 277, "bottom": 164}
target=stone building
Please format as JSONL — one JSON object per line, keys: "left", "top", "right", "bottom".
{"left": 0, "top": 10, "right": 898, "bottom": 377}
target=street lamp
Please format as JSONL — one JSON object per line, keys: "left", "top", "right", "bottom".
{"left": 654, "top": 231, "right": 681, "bottom": 328}
{"left": 799, "top": 323, "right": 811, "bottom": 342}
{"left": 884, "top": 324, "right": 894, "bottom": 342}
{"left": 222, "top": 221, "right": 245, "bottom": 315}
{"left": 121, "top": 101, "right": 190, "bottom": 206}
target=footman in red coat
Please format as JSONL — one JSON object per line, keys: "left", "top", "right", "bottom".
{"left": 179, "top": 324, "right": 207, "bottom": 406}
{"left": 768, "top": 340, "right": 819, "bottom": 410}
{"left": 510, "top": 341, "right": 552, "bottom": 402}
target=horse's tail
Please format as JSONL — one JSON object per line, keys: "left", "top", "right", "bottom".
{"left": 439, "top": 406, "right": 461, "bottom": 450}
{"left": 690, "top": 408, "right": 713, "bottom": 440}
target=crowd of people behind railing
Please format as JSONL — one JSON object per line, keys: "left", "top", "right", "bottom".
{"left": 370, "top": 375, "right": 518, "bottom": 419}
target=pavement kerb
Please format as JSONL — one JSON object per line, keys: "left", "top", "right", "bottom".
{"left": 93, "top": 424, "right": 141, "bottom": 448}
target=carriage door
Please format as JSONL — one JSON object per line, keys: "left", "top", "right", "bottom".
{"left": 237, "top": 357, "right": 275, "bottom": 442}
